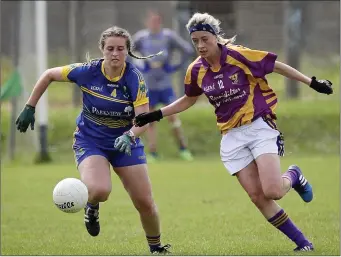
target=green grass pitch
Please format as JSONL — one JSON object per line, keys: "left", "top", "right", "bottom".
{"left": 1, "top": 155, "right": 339, "bottom": 255}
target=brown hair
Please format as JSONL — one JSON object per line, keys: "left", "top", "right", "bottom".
{"left": 99, "top": 26, "right": 162, "bottom": 59}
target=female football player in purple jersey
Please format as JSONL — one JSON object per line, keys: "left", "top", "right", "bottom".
{"left": 134, "top": 12, "right": 333, "bottom": 252}
{"left": 15, "top": 26, "right": 170, "bottom": 254}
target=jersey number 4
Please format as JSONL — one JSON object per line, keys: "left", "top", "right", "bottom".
{"left": 111, "top": 89, "right": 117, "bottom": 97}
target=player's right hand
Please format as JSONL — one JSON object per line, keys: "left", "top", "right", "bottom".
{"left": 114, "top": 135, "right": 132, "bottom": 156}
{"left": 133, "top": 110, "right": 163, "bottom": 127}
{"left": 15, "top": 104, "right": 35, "bottom": 133}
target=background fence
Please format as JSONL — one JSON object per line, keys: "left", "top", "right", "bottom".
{"left": 0, "top": 0, "right": 339, "bottom": 161}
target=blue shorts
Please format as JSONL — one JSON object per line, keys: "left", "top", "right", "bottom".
{"left": 149, "top": 87, "right": 176, "bottom": 108}
{"left": 72, "top": 135, "right": 147, "bottom": 168}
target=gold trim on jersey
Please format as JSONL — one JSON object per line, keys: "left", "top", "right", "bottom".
{"left": 263, "top": 91, "right": 274, "bottom": 97}
{"left": 184, "top": 57, "right": 201, "bottom": 85}
{"left": 80, "top": 86, "right": 131, "bottom": 104}
{"left": 197, "top": 65, "right": 208, "bottom": 88}
{"left": 266, "top": 95, "right": 277, "bottom": 105}
{"left": 257, "top": 78, "right": 278, "bottom": 112}
{"left": 134, "top": 97, "right": 149, "bottom": 107}
{"left": 226, "top": 55, "right": 252, "bottom": 75}
{"left": 228, "top": 45, "right": 269, "bottom": 62}
{"left": 101, "top": 61, "right": 126, "bottom": 82}
{"left": 83, "top": 113, "right": 131, "bottom": 128}
{"left": 210, "top": 65, "right": 221, "bottom": 73}
{"left": 61, "top": 63, "right": 83, "bottom": 81}
{"left": 132, "top": 69, "right": 149, "bottom": 107}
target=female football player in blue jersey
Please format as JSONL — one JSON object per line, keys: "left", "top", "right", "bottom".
{"left": 15, "top": 26, "right": 170, "bottom": 254}
{"left": 134, "top": 13, "right": 333, "bottom": 252}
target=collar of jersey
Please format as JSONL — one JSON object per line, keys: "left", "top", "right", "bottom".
{"left": 101, "top": 60, "right": 126, "bottom": 82}
{"left": 201, "top": 43, "right": 228, "bottom": 72}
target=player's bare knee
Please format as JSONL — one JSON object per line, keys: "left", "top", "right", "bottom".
{"left": 88, "top": 185, "right": 111, "bottom": 202}
{"left": 263, "top": 187, "right": 283, "bottom": 200}
{"left": 167, "top": 114, "right": 177, "bottom": 122}
{"left": 168, "top": 116, "right": 182, "bottom": 128}
{"left": 90, "top": 191, "right": 110, "bottom": 203}
{"left": 248, "top": 191, "right": 268, "bottom": 208}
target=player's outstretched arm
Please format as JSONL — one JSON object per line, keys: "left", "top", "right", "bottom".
{"left": 273, "top": 61, "right": 333, "bottom": 95}
{"left": 161, "top": 95, "right": 198, "bottom": 117}
{"left": 133, "top": 95, "right": 198, "bottom": 127}
{"left": 26, "top": 67, "right": 66, "bottom": 107}
{"left": 16, "top": 67, "right": 67, "bottom": 133}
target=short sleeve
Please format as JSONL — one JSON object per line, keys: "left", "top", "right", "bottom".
{"left": 184, "top": 65, "right": 203, "bottom": 97}
{"left": 228, "top": 45, "right": 277, "bottom": 78}
{"left": 127, "top": 68, "right": 149, "bottom": 107}
{"left": 132, "top": 30, "right": 146, "bottom": 52}
{"left": 60, "top": 63, "right": 89, "bottom": 84}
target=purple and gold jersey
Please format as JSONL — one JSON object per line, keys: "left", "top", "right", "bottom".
{"left": 61, "top": 59, "right": 148, "bottom": 150}
{"left": 184, "top": 44, "right": 278, "bottom": 134}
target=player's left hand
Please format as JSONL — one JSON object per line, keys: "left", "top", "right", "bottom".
{"left": 114, "top": 135, "right": 132, "bottom": 156}
{"left": 309, "top": 76, "right": 333, "bottom": 95}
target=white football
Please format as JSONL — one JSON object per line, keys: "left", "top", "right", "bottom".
{"left": 53, "top": 178, "right": 88, "bottom": 213}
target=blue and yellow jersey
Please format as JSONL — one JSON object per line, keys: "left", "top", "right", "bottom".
{"left": 184, "top": 44, "right": 278, "bottom": 134}
{"left": 61, "top": 59, "right": 148, "bottom": 149}
{"left": 133, "top": 28, "right": 194, "bottom": 90}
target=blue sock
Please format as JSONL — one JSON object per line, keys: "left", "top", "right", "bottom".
{"left": 87, "top": 202, "right": 99, "bottom": 209}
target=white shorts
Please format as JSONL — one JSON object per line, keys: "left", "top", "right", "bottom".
{"left": 220, "top": 116, "right": 284, "bottom": 176}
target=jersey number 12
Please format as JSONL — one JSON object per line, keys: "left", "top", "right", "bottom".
{"left": 218, "top": 80, "right": 224, "bottom": 89}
